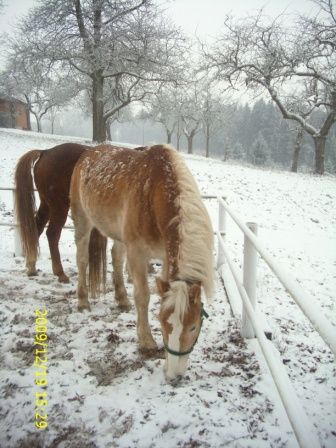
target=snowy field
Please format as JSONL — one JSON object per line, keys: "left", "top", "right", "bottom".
{"left": 0, "top": 128, "right": 335, "bottom": 448}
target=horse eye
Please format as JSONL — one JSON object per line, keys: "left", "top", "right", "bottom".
{"left": 190, "top": 326, "right": 196, "bottom": 332}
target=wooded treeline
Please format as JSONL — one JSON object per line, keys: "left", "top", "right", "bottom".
{"left": 110, "top": 98, "right": 335, "bottom": 173}
{"left": 206, "top": 99, "right": 336, "bottom": 174}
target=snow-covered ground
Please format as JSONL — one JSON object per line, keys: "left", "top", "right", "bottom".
{"left": 0, "top": 128, "right": 335, "bottom": 448}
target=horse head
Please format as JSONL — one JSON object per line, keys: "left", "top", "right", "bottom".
{"left": 157, "top": 277, "right": 207, "bottom": 384}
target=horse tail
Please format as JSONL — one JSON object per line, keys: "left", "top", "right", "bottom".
{"left": 88, "top": 227, "right": 107, "bottom": 298}
{"left": 14, "top": 149, "right": 42, "bottom": 260}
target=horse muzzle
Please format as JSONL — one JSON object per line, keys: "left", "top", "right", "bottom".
{"left": 164, "top": 353, "right": 189, "bottom": 383}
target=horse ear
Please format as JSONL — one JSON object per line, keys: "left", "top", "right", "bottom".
{"left": 189, "top": 282, "right": 201, "bottom": 304}
{"left": 156, "top": 277, "right": 169, "bottom": 297}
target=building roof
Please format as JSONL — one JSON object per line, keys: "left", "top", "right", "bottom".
{"left": 0, "top": 93, "right": 27, "bottom": 106}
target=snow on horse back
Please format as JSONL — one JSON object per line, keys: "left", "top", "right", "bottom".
{"left": 70, "top": 144, "right": 214, "bottom": 382}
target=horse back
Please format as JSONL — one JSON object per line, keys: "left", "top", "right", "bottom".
{"left": 71, "top": 145, "right": 179, "bottom": 248}
{"left": 34, "top": 143, "right": 89, "bottom": 204}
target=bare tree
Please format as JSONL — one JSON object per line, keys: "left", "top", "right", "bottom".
{"left": 103, "top": 74, "right": 165, "bottom": 140}
{"left": 47, "top": 106, "right": 60, "bottom": 135}
{"left": 10, "top": 0, "right": 187, "bottom": 142}
{"left": 180, "top": 82, "right": 203, "bottom": 154}
{"left": 291, "top": 126, "right": 304, "bottom": 172}
{"left": 203, "top": 0, "right": 336, "bottom": 174}
{"left": 145, "top": 79, "right": 229, "bottom": 156}
{"left": 1, "top": 59, "right": 76, "bottom": 132}
{"left": 143, "top": 86, "right": 184, "bottom": 144}
{"left": 199, "top": 81, "right": 230, "bottom": 158}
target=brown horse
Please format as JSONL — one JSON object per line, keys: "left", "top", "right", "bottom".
{"left": 70, "top": 144, "right": 214, "bottom": 381}
{"left": 14, "top": 143, "right": 89, "bottom": 283}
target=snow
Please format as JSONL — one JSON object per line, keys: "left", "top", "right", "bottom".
{"left": 0, "top": 128, "right": 335, "bottom": 448}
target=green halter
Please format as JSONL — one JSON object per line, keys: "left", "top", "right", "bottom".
{"left": 163, "top": 304, "right": 209, "bottom": 357}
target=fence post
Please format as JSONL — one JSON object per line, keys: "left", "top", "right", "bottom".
{"left": 12, "top": 190, "right": 23, "bottom": 257}
{"left": 241, "top": 222, "right": 258, "bottom": 338}
{"left": 217, "top": 197, "right": 226, "bottom": 269}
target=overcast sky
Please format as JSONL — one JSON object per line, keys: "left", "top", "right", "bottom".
{"left": 165, "top": 0, "right": 315, "bottom": 37}
{"left": 0, "top": 0, "right": 316, "bottom": 38}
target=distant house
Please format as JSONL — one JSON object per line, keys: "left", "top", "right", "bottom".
{"left": 0, "top": 95, "right": 30, "bottom": 130}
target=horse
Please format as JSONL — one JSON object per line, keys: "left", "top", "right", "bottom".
{"left": 14, "top": 142, "right": 147, "bottom": 285}
{"left": 70, "top": 144, "right": 214, "bottom": 382}
{"left": 14, "top": 143, "right": 89, "bottom": 283}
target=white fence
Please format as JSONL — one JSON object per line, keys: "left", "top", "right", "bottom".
{"left": 1, "top": 187, "right": 335, "bottom": 447}
{"left": 216, "top": 196, "right": 336, "bottom": 448}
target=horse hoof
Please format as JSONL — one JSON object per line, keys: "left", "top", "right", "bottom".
{"left": 139, "top": 346, "right": 162, "bottom": 359}
{"left": 27, "top": 271, "right": 38, "bottom": 277}
{"left": 139, "top": 340, "right": 158, "bottom": 353}
{"left": 167, "top": 375, "right": 183, "bottom": 387}
{"left": 118, "top": 301, "right": 131, "bottom": 312}
{"left": 78, "top": 303, "right": 91, "bottom": 312}
{"left": 58, "top": 275, "right": 70, "bottom": 284}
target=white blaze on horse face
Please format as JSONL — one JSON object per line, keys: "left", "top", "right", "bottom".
{"left": 165, "top": 309, "right": 189, "bottom": 381}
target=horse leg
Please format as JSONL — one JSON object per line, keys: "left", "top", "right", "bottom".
{"left": 111, "top": 241, "right": 131, "bottom": 311}
{"left": 26, "top": 201, "right": 49, "bottom": 276}
{"left": 126, "top": 260, "right": 133, "bottom": 283}
{"left": 46, "top": 208, "right": 69, "bottom": 283}
{"left": 127, "top": 261, "right": 153, "bottom": 282}
{"left": 127, "top": 245, "right": 157, "bottom": 352}
{"left": 74, "top": 221, "right": 92, "bottom": 312}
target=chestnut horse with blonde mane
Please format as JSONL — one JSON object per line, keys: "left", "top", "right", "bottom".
{"left": 70, "top": 144, "right": 214, "bottom": 382}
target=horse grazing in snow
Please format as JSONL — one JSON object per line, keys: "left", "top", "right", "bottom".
{"left": 70, "top": 144, "right": 214, "bottom": 382}
{"left": 14, "top": 142, "right": 146, "bottom": 284}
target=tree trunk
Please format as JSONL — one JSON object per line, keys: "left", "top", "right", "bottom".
{"left": 50, "top": 111, "right": 57, "bottom": 135}
{"left": 106, "top": 122, "right": 111, "bottom": 141}
{"left": 33, "top": 114, "right": 42, "bottom": 133}
{"left": 92, "top": 71, "right": 106, "bottom": 142}
{"left": 166, "top": 129, "right": 173, "bottom": 144}
{"left": 187, "top": 135, "right": 193, "bottom": 154}
{"left": 105, "top": 117, "right": 112, "bottom": 141}
{"left": 205, "top": 123, "right": 210, "bottom": 158}
{"left": 291, "top": 127, "right": 303, "bottom": 173}
{"left": 314, "top": 136, "right": 326, "bottom": 175}
{"left": 176, "top": 121, "right": 181, "bottom": 150}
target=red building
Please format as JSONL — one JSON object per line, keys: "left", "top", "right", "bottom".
{"left": 0, "top": 95, "right": 30, "bottom": 130}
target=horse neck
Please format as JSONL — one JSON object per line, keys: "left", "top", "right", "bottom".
{"left": 165, "top": 218, "right": 181, "bottom": 282}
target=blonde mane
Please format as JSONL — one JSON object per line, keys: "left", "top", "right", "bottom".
{"left": 166, "top": 147, "right": 214, "bottom": 298}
